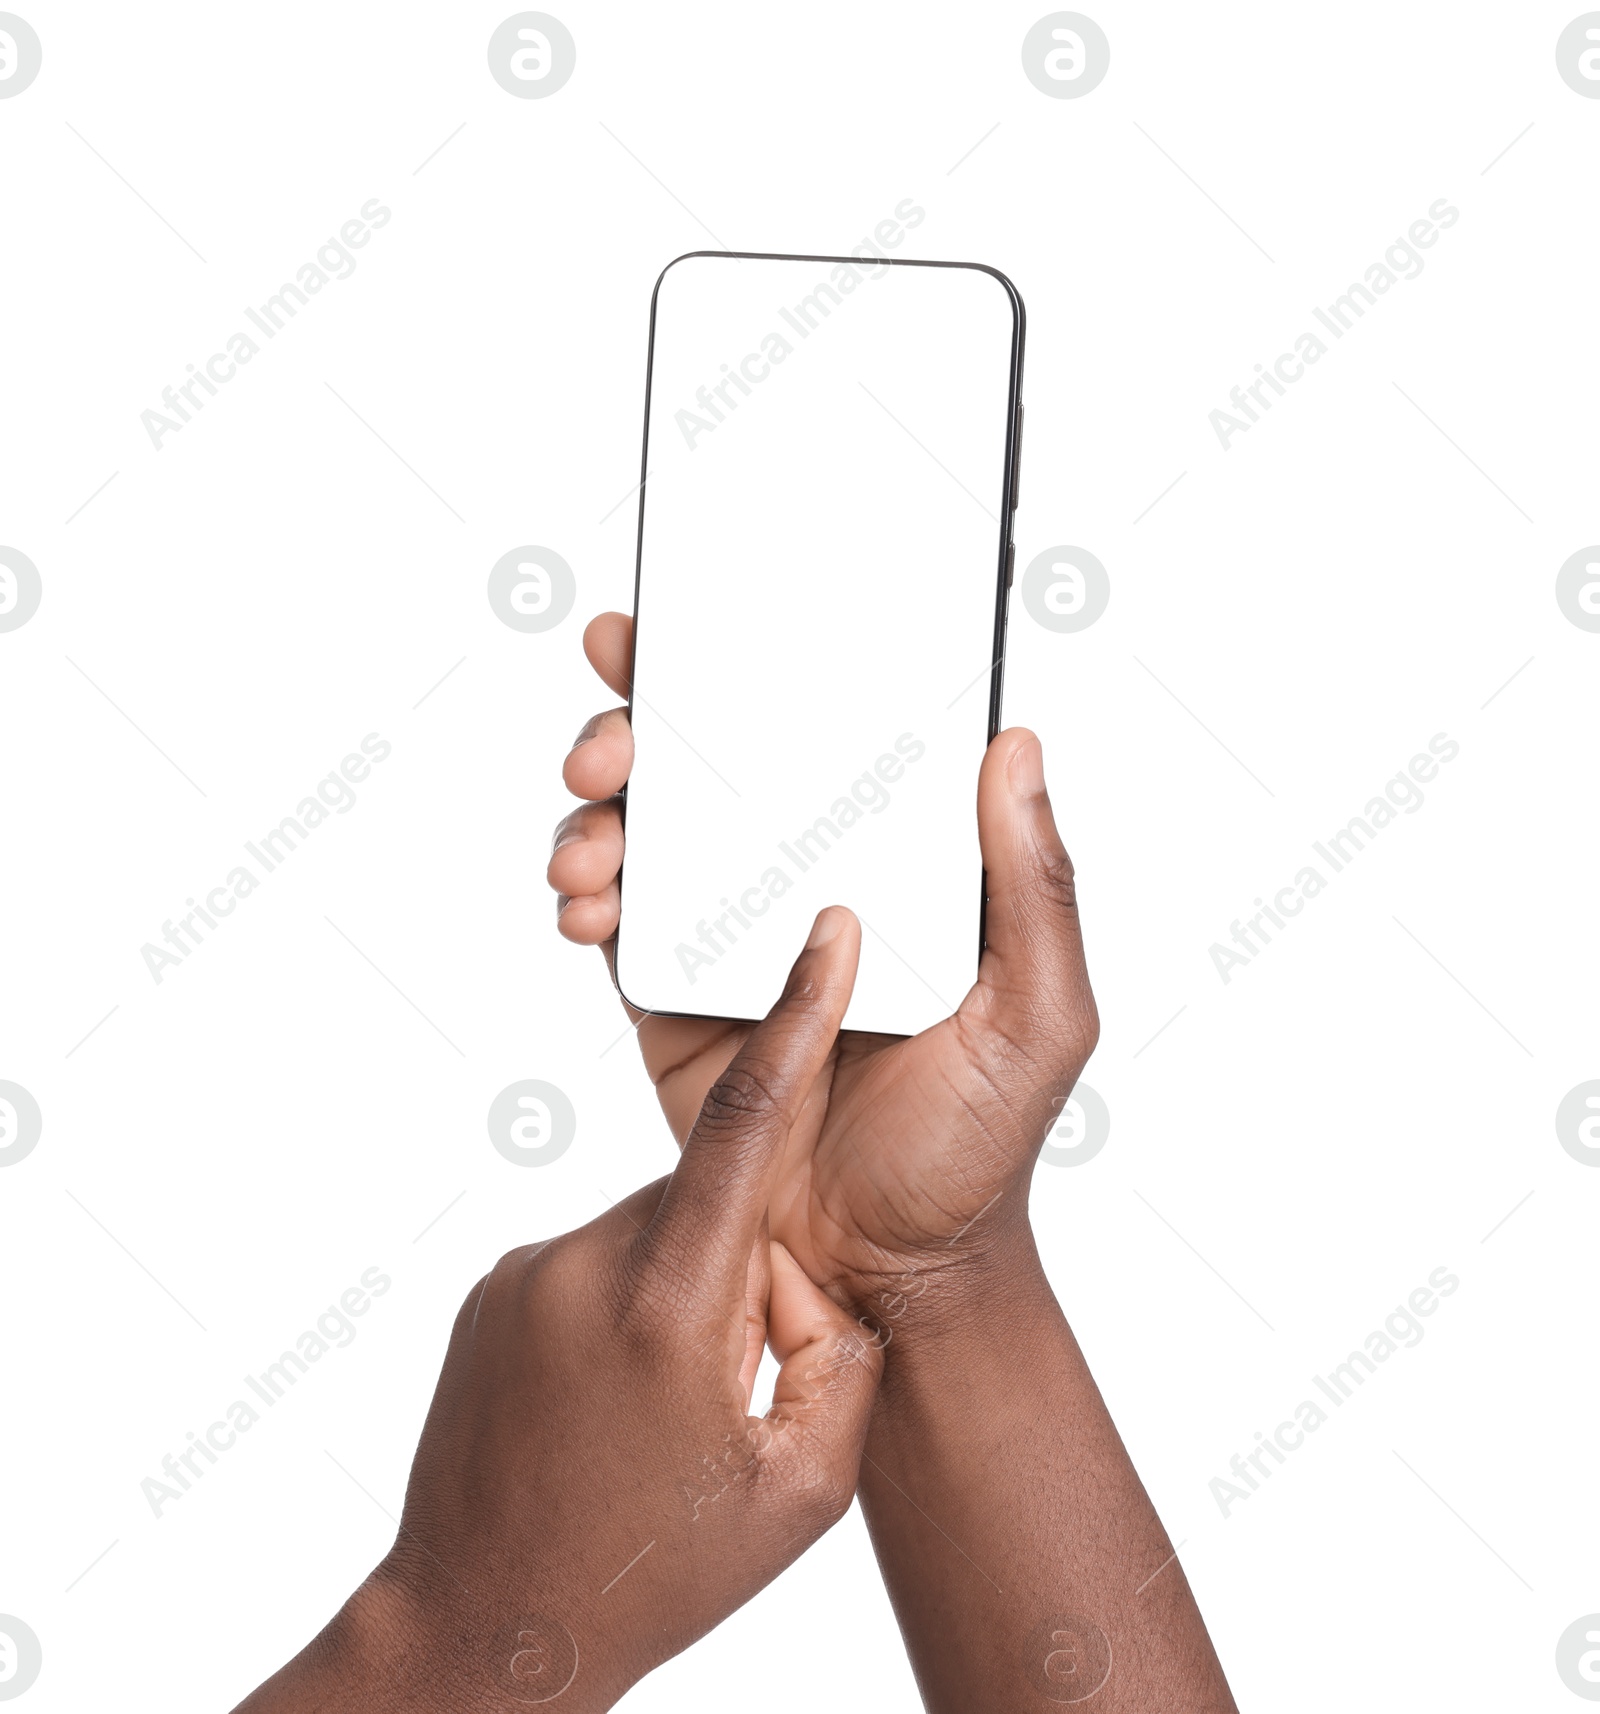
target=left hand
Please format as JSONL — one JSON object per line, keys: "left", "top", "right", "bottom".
{"left": 551, "top": 612, "right": 1101, "bottom": 1322}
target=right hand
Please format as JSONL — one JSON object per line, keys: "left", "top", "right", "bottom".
{"left": 238, "top": 909, "right": 882, "bottom": 1714}
{"left": 549, "top": 613, "right": 1101, "bottom": 1326}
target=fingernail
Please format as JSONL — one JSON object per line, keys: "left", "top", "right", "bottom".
{"left": 807, "top": 906, "right": 846, "bottom": 948}
{"left": 555, "top": 893, "right": 572, "bottom": 917}
{"left": 1009, "top": 734, "right": 1045, "bottom": 798}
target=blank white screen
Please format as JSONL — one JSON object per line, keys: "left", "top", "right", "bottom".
{"left": 616, "top": 252, "right": 1019, "bottom": 1035}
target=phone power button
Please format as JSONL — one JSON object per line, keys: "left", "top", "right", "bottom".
{"left": 1005, "top": 538, "right": 1016, "bottom": 587}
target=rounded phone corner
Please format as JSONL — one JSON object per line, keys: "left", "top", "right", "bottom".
{"left": 650, "top": 249, "right": 729, "bottom": 311}
{"left": 956, "top": 260, "right": 1026, "bottom": 342}
{"left": 612, "top": 936, "right": 756, "bottom": 1031}
{"left": 609, "top": 933, "right": 646, "bottom": 1017}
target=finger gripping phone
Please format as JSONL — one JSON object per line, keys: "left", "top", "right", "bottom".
{"left": 616, "top": 249, "right": 1023, "bottom": 1036}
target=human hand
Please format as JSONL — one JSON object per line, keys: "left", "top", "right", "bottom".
{"left": 550, "top": 613, "right": 1100, "bottom": 1321}
{"left": 236, "top": 910, "right": 882, "bottom": 1714}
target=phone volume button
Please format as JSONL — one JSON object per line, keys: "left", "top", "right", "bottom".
{"left": 1005, "top": 539, "right": 1015, "bottom": 587}
{"left": 1011, "top": 403, "right": 1023, "bottom": 510}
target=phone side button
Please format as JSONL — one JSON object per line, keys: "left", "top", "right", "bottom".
{"left": 1011, "top": 403, "right": 1023, "bottom": 510}
{"left": 1005, "top": 538, "right": 1015, "bottom": 586}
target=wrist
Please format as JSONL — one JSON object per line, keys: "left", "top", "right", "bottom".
{"left": 843, "top": 1217, "right": 1057, "bottom": 1361}
{"left": 234, "top": 1569, "right": 461, "bottom": 1714}
{"left": 237, "top": 1563, "right": 618, "bottom": 1714}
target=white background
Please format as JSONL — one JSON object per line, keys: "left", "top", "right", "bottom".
{"left": 1, "top": 3, "right": 1596, "bottom": 1710}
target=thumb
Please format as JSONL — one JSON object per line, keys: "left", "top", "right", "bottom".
{"left": 967, "top": 727, "right": 1097, "bottom": 1054}
{"left": 644, "top": 908, "right": 859, "bottom": 1298}
{"left": 753, "top": 1243, "right": 883, "bottom": 1530}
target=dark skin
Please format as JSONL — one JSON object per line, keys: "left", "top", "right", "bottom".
{"left": 238, "top": 618, "right": 1237, "bottom": 1711}
{"left": 549, "top": 613, "right": 1238, "bottom": 1711}
{"left": 237, "top": 913, "right": 886, "bottom": 1713}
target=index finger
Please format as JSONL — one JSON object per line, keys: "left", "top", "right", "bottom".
{"left": 642, "top": 906, "right": 860, "bottom": 1295}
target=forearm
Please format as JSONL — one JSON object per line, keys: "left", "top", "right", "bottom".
{"left": 854, "top": 1231, "right": 1236, "bottom": 1712}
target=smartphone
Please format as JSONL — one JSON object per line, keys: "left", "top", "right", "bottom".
{"left": 615, "top": 248, "right": 1023, "bottom": 1036}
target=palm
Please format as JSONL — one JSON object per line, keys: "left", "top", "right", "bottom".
{"left": 629, "top": 969, "right": 1043, "bottom": 1301}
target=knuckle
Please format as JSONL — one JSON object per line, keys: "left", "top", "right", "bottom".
{"left": 460, "top": 1245, "right": 543, "bottom": 1330}
{"left": 486, "top": 1245, "right": 527, "bottom": 1289}
{"left": 1033, "top": 840, "right": 1080, "bottom": 916}
{"left": 697, "top": 1061, "right": 783, "bottom": 1134}
{"left": 450, "top": 1271, "right": 493, "bottom": 1339}
{"left": 531, "top": 1232, "right": 608, "bottom": 1305}
{"left": 496, "top": 1240, "right": 549, "bottom": 1274}
{"left": 491, "top": 1237, "right": 564, "bottom": 1300}
{"left": 1007, "top": 842, "right": 1099, "bottom": 1059}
